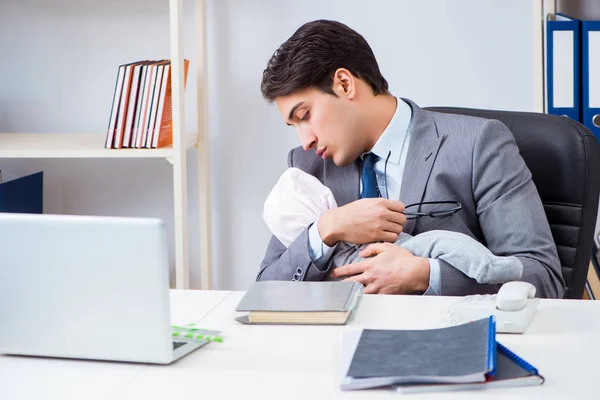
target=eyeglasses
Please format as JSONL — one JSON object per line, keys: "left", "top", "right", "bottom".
{"left": 402, "top": 201, "right": 462, "bottom": 220}
{"left": 376, "top": 151, "right": 462, "bottom": 220}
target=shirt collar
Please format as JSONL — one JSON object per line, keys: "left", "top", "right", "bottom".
{"left": 369, "top": 98, "right": 412, "bottom": 165}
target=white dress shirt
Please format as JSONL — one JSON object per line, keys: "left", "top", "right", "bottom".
{"left": 307, "top": 98, "right": 442, "bottom": 294}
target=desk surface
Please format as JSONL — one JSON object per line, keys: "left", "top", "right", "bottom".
{"left": 2, "top": 290, "right": 600, "bottom": 399}
{"left": 0, "top": 290, "right": 232, "bottom": 400}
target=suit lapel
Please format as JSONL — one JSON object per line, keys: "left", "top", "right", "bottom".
{"left": 400, "top": 99, "right": 444, "bottom": 235}
{"left": 325, "top": 159, "right": 360, "bottom": 207}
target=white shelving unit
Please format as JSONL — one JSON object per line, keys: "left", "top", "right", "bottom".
{"left": 0, "top": 0, "right": 213, "bottom": 290}
{"left": 0, "top": 134, "right": 198, "bottom": 159}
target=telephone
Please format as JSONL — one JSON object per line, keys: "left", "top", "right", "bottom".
{"left": 442, "top": 281, "right": 540, "bottom": 334}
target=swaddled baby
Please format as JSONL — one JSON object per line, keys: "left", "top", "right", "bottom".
{"left": 263, "top": 167, "right": 523, "bottom": 284}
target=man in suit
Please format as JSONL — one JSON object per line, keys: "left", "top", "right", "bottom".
{"left": 257, "top": 19, "right": 564, "bottom": 298}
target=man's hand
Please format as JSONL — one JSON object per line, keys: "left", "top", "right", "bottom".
{"left": 329, "top": 243, "right": 430, "bottom": 294}
{"left": 318, "top": 198, "right": 406, "bottom": 246}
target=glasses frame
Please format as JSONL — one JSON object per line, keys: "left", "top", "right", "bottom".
{"left": 403, "top": 201, "right": 462, "bottom": 220}
{"left": 372, "top": 151, "right": 462, "bottom": 220}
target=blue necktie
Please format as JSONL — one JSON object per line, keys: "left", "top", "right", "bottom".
{"left": 360, "top": 152, "right": 380, "bottom": 198}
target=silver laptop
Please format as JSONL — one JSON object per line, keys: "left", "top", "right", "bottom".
{"left": 0, "top": 213, "right": 214, "bottom": 364}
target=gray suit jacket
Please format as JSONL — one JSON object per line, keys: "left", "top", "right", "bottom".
{"left": 257, "top": 99, "right": 565, "bottom": 298}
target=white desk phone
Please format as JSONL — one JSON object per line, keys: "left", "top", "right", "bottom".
{"left": 442, "top": 281, "right": 540, "bottom": 334}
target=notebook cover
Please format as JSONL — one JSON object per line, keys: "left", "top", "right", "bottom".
{"left": 0, "top": 172, "right": 43, "bottom": 214}
{"left": 235, "top": 281, "right": 363, "bottom": 312}
{"left": 492, "top": 342, "right": 542, "bottom": 382}
{"left": 347, "top": 317, "right": 495, "bottom": 384}
{"left": 395, "top": 342, "right": 544, "bottom": 393}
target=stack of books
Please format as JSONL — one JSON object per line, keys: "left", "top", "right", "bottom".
{"left": 105, "top": 59, "right": 190, "bottom": 149}
{"left": 234, "top": 281, "right": 364, "bottom": 325}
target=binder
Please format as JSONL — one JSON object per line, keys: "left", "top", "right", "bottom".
{"left": 581, "top": 19, "right": 600, "bottom": 140}
{"left": 394, "top": 342, "right": 544, "bottom": 394}
{"left": 546, "top": 13, "right": 581, "bottom": 121}
{"left": 339, "top": 317, "right": 544, "bottom": 393}
{"left": 0, "top": 171, "right": 43, "bottom": 214}
{"left": 340, "top": 316, "right": 497, "bottom": 390}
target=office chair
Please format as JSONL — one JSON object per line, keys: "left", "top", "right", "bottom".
{"left": 426, "top": 107, "right": 600, "bottom": 299}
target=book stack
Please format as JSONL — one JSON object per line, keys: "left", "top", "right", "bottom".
{"left": 235, "top": 281, "right": 364, "bottom": 325}
{"left": 105, "top": 59, "right": 190, "bottom": 149}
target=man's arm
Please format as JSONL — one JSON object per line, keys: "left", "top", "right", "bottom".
{"left": 439, "top": 120, "right": 564, "bottom": 298}
{"left": 257, "top": 227, "right": 333, "bottom": 281}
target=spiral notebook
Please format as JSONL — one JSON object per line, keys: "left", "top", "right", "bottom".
{"left": 395, "top": 342, "right": 544, "bottom": 394}
{"left": 340, "top": 317, "right": 497, "bottom": 390}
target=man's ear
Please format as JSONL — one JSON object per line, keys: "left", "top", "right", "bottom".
{"left": 332, "top": 68, "right": 356, "bottom": 100}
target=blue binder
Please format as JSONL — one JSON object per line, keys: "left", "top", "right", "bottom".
{"left": 546, "top": 13, "right": 581, "bottom": 121}
{"left": 0, "top": 171, "right": 43, "bottom": 214}
{"left": 395, "top": 342, "right": 544, "bottom": 393}
{"left": 581, "top": 19, "right": 600, "bottom": 141}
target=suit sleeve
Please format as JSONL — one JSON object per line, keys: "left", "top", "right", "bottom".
{"left": 256, "top": 149, "right": 333, "bottom": 281}
{"left": 438, "top": 120, "right": 565, "bottom": 298}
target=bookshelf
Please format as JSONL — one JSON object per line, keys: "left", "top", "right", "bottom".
{"left": 0, "top": 0, "right": 213, "bottom": 290}
{"left": 0, "top": 134, "right": 198, "bottom": 159}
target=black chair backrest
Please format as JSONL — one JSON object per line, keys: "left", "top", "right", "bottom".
{"left": 425, "top": 107, "right": 600, "bottom": 298}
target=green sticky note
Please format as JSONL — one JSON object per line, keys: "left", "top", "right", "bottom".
{"left": 172, "top": 332, "right": 180, "bottom": 337}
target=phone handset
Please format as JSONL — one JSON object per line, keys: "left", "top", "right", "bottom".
{"left": 442, "top": 281, "right": 540, "bottom": 334}
{"left": 496, "top": 281, "right": 537, "bottom": 311}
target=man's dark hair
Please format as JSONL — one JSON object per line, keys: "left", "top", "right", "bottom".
{"left": 261, "top": 20, "right": 389, "bottom": 102}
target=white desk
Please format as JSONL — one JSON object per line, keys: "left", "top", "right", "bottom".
{"left": 2, "top": 290, "right": 600, "bottom": 399}
{"left": 0, "top": 290, "right": 232, "bottom": 400}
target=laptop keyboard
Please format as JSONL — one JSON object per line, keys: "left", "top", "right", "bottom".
{"left": 173, "top": 341, "right": 187, "bottom": 350}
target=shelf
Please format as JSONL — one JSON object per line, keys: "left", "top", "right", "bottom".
{"left": 0, "top": 133, "right": 198, "bottom": 159}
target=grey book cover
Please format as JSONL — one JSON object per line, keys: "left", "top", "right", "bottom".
{"left": 347, "top": 317, "right": 494, "bottom": 384}
{"left": 235, "top": 281, "right": 363, "bottom": 312}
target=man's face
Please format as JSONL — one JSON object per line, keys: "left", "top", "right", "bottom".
{"left": 275, "top": 86, "right": 365, "bottom": 167}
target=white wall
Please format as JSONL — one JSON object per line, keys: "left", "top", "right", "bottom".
{"left": 0, "top": 0, "right": 543, "bottom": 290}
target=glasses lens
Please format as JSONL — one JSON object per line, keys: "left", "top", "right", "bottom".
{"left": 404, "top": 202, "right": 459, "bottom": 219}
{"left": 403, "top": 203, "right": 422, "bottom": 219}
{"left": 429, "top": 210, "right": 455, "bottom": 218}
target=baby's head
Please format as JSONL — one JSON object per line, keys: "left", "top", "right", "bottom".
{"left": 263, "top": 168, "right": 337, "bottom": 247}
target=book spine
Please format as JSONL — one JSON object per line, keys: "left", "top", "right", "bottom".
{"left": 152, "top": 64, "right": 169, "bottom": 148}
{"left": 138, "top": 63, "right": 155, "bottom": 148}
{"left": 343, "top": 282, "right": 364, "bottom": 313}
{"left": 156, "top": 59, "right": 190, "bottom": 148}
{"left": 114, "top": 65, "right": 134, "bottom": 149}
{"left": 487, "top": 315, "right": 497, "bottom": 377}
{"left": 123, "top": 64, "right": 142, "bottom": 148}
{"left": 132, "top": 64, "right": 148, "bottom": 148}
{"left": 146, "top": 64, "right": 164, "bottom": 148}
{"left": 106, "top": 65, "right": 126, "bottom": 148}
{"left": 497, "top": 342, "right": 539, "bottom": 374}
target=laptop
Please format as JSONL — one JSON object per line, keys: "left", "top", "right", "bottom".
{"left": 0, "top": 213, "right": 215, "bottom": 364}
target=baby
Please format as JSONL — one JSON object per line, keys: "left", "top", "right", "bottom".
{"left": 263, "top": 167, "right": 523, "bottom": 284}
